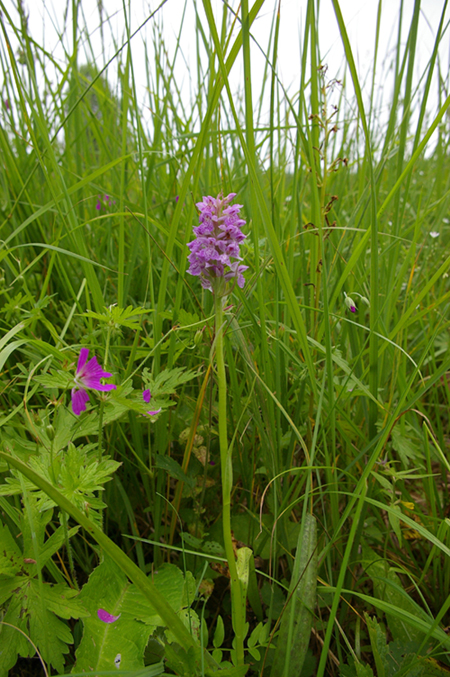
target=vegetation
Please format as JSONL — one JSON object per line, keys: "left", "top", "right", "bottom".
{"left": 1, "top": 0, "right": 450, "bottom": 675}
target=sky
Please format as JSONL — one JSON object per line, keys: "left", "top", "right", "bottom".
{"left": 1, "top": 0, "right": 449, "bottom": 147}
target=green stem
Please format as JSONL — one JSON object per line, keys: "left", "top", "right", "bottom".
{"left": 97, "top": 328, "right": 112, "bottom": 460}
{"left": 214, "top": 290, "right": 245, "bottom": 666}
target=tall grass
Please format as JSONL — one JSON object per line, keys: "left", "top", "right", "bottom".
{"left": 1, "top": 0, "right": 450, "bottom": 675}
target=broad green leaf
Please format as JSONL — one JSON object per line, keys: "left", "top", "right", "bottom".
{"left": 74, "top": 555, "right": 158, "bottom": 673}
{"left": 271, "top": 514, "right": 317, "bottom": 677}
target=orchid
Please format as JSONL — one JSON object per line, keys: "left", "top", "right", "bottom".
{"left": 187, "top": 193, "right": 248, "bottom": 293}
{"left": 143, "top": 388, "right": 161, "bottom": 416}
{"left": 71, "top": 348, "right": 116, "bottom": 415}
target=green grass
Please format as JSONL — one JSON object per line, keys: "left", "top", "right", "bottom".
{"left": 1, "top": 1, "right": 450, "bottom": 675}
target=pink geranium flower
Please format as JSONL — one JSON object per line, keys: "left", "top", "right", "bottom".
{"left": 71, "top": 348, "right": 116, "bottom": 415}
{"left": 143, "top": 389, "right": 161, "bottom": 416}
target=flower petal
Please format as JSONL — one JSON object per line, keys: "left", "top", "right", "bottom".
{"left": 77, "top": 348, "right": 90, "bottom": 375}
{"left": 97, "top": 608, "right": 121, "bottom": 623}
{"left": 143, "top": 389, "right": 151, "bottom": 403}
{"left": 146, "top": 408, "right": 162, "bottom": 416}
{"left": 71, "top": 387, "right": 90, "bottom": 415}
{"left": 78, "top": 355, "right": 116, "bottom": 391}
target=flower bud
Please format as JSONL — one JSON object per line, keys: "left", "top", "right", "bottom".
{"left": 344, "top": 294, "right": 357, "bottom": 313}
{"left": 194, "top": 329, "right": 203, "bottom": 346}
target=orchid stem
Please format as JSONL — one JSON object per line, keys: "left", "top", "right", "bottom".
{"left": 214, "top": 290, "right": 245, "bottom": 666}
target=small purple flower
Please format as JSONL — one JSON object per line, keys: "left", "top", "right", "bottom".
{"left": 97, "top": 608, "right": 121, "bottom": 623}
{"left": 71, "top": 348, "right": 116, "bottom": 415}
{"left": 142, "top": 389, "right": 161, "bottom": 416}
{"left": 187, "top": 193, "right": 248, "bottom": 293}
{"left": 95, "top": 194, "right": 114, "bottom": 212}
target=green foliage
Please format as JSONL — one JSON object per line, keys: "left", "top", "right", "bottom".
{"left": 1, "top": 0, "right": 450, "bottom": 674}
{"left": 339, "top": 614, "right": 450, "bottom": 677}
{"left": 0, "top": 441, "right": 120, "bottom": 526}
{"left": 271, "top": 514, "right": 317, "bottom": 677}
{"left": 0, "top": 505, "right": 87, "bottom": 676}
{"left": 73, "top": 555, "right": 158, "bottom": 673}
{"left": 361, "top": 544, "right": 435, "bottom": 649}
{"left": 142, "top": 366, "right": 200, "bottom": 398}
{"left": 73, "top": 555, "right": 202, "bottom": 673}
{"left": 82, "top": 304, "right": 152, "bottom": 331}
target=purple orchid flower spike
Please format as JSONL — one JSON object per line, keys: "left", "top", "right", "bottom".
{"left": 186, "top": 193, "right": 248, "bottom": 293}
{"left": 97, "top": 608, "right": 121, "bottom": 623}
{"left": 71, "top": 348, "right": 116, "bottom": 415}
{"left": 143, "top": 389, "right": 161, "bottom": 416}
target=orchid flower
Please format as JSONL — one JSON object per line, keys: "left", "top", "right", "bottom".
{"left": 186, "top": 193, "right": 248, "bottom": 293}
{"left": 71, "top": 348, "right": 116, "bottom": 415}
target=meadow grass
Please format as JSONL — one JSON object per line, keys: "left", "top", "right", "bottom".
{"left": 1, "top": 1, "right": 450, "bottom": 675}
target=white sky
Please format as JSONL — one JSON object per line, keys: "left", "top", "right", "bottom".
{"left": 1, "top": 0, "right": 449, "bottom": 147}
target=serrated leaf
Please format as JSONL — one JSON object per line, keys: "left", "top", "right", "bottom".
{"left": 0, "top": 518, "right": 22, "bottom": 576}
{"left": 82, "top": 305, "right": 152, "bottom": 329}
{"left": 143, "top": 366, "right": 199, "bottom": 398}
{"left": 355, "top": 663, "right": 375, "bottom": 677}
{"left": 34, "top": 371, "right": 73, "bottom": 390}
{"left": 152, "top": 563, "right": 185, "bottom": 611}
{"left": 178, "top": 309, "right": 200, "bottom": 327}
{"left": 0, "top": 577, "right": 86, "bottom": 675}
{"left": 167, "top": 607, "right": 200, "bottom": 643}
{"left": 42, "top": 581, "right": 89, "bottom": 619}
{"left": 0, "top": 575, "right": 26, "bottom": 606}
{"left": 365, "top": 614, "right": 388, "bottom": 677}
{"left": 391, "top": 425, "right": 422, "bottom": 466}
{"left": 1, "top": 444, "right": 120, "bottom": 526}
